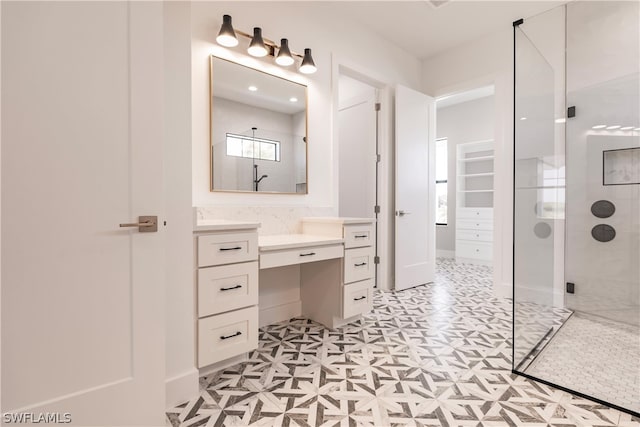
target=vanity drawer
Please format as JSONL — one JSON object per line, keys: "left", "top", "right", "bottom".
{"left": 197, "top": 306, "right": 258, "bottom": 368}
{"left": 344, "top": 247, "right": 375, "bottom": 284}
{"left": 260, "top": 244, "right": 343, "bottom": 269}
{"left": 344, "top": 224, "right": 374, "bottom": 249}
{"left": 457, "top": 219, "right": 493, "bottom": 231}
{"left": 342, "top": 279, "right": 374, "bottom": 319}
{"left": 456, "top": 241, "right": 492, "bottom": 261}
{"left": 456, "top": 229, "right": 493, "bottom": 242}
{"left": 198, "top": 261, "right": 258, "bottom": 317}
{"left": 457, "top": 208, "right": 493, "bottom": 220}
{"left": 198, "top": 232, "right": 258, "bottom": 267}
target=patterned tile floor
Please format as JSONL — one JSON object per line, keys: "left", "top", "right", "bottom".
{"left": 168, "top": 259, "right": 640, "bottom": 426}
{"left": 526, "top": 313, "right": 640, "bottom": 414}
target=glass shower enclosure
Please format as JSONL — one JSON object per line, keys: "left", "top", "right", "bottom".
{"left": 513, "top": 1, "right": 639, "bottom": 417}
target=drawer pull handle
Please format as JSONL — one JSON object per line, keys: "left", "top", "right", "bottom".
{"left": 220, "top": 331, "right": 242, "bottom": 340}
{"left": 219, "top": 246, "right": 242, "bottom": 251}
{"left": 353, "top": 296, "right": 366, "bottom": 301}
{"left": 300, "top": 252, "right": 316, "bottom": 257}
{"left": 354, "top": 234, "right": 368, "bottom": 238}
{"left": 354, "top": 262, "right": 367, "bottom": 267}
{"left": 220, "top": 284, "right": 242, "bottom": 291}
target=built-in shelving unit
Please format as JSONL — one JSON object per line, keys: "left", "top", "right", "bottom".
{"left": 456, "top": 140, "right": 494, "bottom": 264}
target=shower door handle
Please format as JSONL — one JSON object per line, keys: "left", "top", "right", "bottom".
{"left": 396, "top": 210, "right": 411, "bottom": 217}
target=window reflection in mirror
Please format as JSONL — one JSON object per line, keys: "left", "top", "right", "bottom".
{"left": 210, "top": 56, "right": 308, "bottom": 194}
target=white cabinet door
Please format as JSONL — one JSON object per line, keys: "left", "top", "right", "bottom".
{"left": 394, "top": 85, "right": 436, "bottom": 291}
{"left": 2, "top": 3, "right": 165, "bottom": 425}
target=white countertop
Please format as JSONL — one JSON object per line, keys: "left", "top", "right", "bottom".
{"left": 259, "top": 234, "right": 344, "bottom": 251}
{"left": 301, "top": 216, "right": 376, "bottom": 224}
{"left": 194, "top": 219, "right": 261, "bottom": 232}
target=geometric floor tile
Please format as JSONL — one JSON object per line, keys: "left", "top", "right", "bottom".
{"left": 167, "top": 258, "right": 640, "bottom": 426}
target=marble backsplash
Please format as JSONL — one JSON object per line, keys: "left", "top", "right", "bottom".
{"left": 195, "top": 206, "right": 336, "bottom": 235}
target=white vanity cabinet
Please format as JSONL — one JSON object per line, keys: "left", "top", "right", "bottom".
{"left": 300, "top": 217, "right": 376, "bottom": 328}
{"left": 194, "top": 221, "right": 260, "bottom": 369}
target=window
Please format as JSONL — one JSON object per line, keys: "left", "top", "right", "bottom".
{"left": 435, "top": 138, "right": 448, "bottom": 225}
{"left": 226, "top": 133, "right": 280, "bottom": 162}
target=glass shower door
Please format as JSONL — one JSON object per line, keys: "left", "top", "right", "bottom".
{"left": 562, "top": 0, "right": 640, "bottom": 413}
{"left": 514, "top": 1, "right": 640, "bottom": 416}
{"left": 513, "top": 7, "right": 567, "bottom": 372}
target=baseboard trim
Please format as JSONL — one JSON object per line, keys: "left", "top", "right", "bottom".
{"left": 259, "top": 300, "right": 301, "bottom": 327}
{"left": 495, "top": 281, "right": 512, "bottom": 299}
{"left": 198, "top": 353, "right": 248, "bottom": 378}
{"left": 165, "top": 368, "right": 199, "bottom": 408}
{"left": 436, "top": 249, "right": 455, "bottom": 258}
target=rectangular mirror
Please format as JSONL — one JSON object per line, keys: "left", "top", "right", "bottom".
{"left": 210, "top": 56, "right": 308, "bottom": 194}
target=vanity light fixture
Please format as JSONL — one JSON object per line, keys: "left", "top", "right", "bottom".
{"left": 620, "top": 126, "right": 634, "bottom": 130}
{"left": 248, "top": 28, "right": 268, "bottom": 57}
{"left": 276, "top": 39, "right": 295, "bottom": 66}
{"left": 592, "top": 125, "right": 607, "bottom": 129}
{"left": 606, "top": 125, "right": 621, "bottom": 130}
{"left": 215, "top": 15, "right": 317, "bottom": 74}
{"left": 216, "top": 15, "right": 238, "bottom": 47}
{"left": 299, "top": 49, "right": 317, "bottom": 74}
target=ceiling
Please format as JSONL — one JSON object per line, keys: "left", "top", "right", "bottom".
{"left": 334, "top": 1, "right": 566, "bottom": 60}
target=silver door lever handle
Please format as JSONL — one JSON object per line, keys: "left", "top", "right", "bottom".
{"left": 119, "top": 215, "right": 158, "bottom": 232}
{"left": 396, "top": 210, "right": 411, "bottom": 216}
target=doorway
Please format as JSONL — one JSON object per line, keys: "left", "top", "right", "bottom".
{"left": 435, "top": 86, "right": 496, "bottom": 267}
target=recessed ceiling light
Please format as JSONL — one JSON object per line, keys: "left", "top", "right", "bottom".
{"left": 555, "top": 118, "right": 566, "bottom": 124}
{"left": 592, "top": 125, "right": 607, "bottom": 129}
{"left": 620, "top": 126, "right": 634, "bottom": 130}
{"left": 606, "top": 125, "right": 621, "bottom": 130}
{"left": 289, "top": 97, "right": 298, "bottom": 103}
{"left": 519, "top": 117, "right": 527, "bottom": 121}
{"left": 248, "top": 86, "right": 258, "bottom": 92}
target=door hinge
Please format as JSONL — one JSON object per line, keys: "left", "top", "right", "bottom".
{"left": 566, "top": 282, "right": 575, "bottom": 294}
{"left": 376, "top": 154, "right": 381, "bottom": 163}
{"left": 567, "top": 106, "right": 576, "bottom": 118}
{"left": 374, "top": 256, "right": 380, "bottom": 264}
{"left": 375, "top": 102, "right": 381, "bottom": 111}
{"left": 374, "top": 205, "right": 380, "bottom": 214}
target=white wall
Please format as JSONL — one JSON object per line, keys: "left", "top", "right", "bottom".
{"left": 192, "top": 2, "right": 423, "bottom": 291}
{"left": 163, "top": 2, "right": 198, "bottom": 406}
{"left": 423, "top": 29, "right": 513, "bottom": 298}
{"left": 436, "top": 95, "right": 494, "bottom": 252}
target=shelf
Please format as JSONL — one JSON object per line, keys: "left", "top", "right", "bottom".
{"left": 459, "top": 190, "right": 494, "bottom": 193}
{"left": 515, "top": 185, "right": 565, "bottom": 190}
{"left": 458, "top": 172, "right": 495, "bottom": 178}
{"left": 458, "top": 155, "right": 494, "bottom": 163}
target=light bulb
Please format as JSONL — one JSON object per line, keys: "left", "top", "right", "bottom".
{"left": 216, "top": 15, "right": 238, "bottom": 47}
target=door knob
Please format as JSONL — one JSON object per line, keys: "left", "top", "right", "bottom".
{"left": 396, "top": 210, "right": 411, "bottom": 217}
{"left": 119, "top": 215, "right": 158, "bottom": 232}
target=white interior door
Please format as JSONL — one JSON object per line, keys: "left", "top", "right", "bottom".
{"left": 2, "top": 2, "right": 166, "bottom": 425}
{"left": 394, "top": 85, "right": 436, "bottom": 291}
{"left": 338, "top": 92, "right": 377, "bottom": 217}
